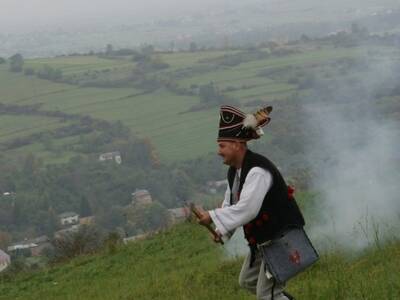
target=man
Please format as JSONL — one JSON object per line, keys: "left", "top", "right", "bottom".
{"left": 198, "top": 105, "right": 305, "bottom": 300}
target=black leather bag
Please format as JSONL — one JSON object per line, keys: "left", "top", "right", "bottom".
{"left": 258, "top": 227, "right": 319, "bottom": 284}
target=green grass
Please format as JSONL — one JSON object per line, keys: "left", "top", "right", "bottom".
{"left": 24, "top": 55, "right": 133, "bottom": 75}
{"left": 0, "top": 65, "right": 76, "bottom": 104}
{"left": 0, "top": 223, "right": 398, "bottom": 300}
{"left": 159, "top": 50, "right": 241, "bottom": 69}
{"left": 0, "top": 115, "right": 68, "bottom": 142}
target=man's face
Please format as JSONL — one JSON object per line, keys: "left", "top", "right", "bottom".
{"left": 217, "top": 141, "right": 239, "bottom": 166}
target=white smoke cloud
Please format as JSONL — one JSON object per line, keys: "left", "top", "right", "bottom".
{"left": 222, "top": 52, "right": 400, "bottom": 256}
{"left": 304, "top": 51, "right": 400, "bottom": 251}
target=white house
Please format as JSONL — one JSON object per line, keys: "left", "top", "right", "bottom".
{"left": 0, "top": 249, "right": 10, "bottom": 273}
{"left": 7, "top": 242, "right": 37, "bottom": 252}
{"left": 99, "top": 151, "right": 122, "bottom": 164}
{"left": 58, "top": 212, "right": 80, "bottom": 226}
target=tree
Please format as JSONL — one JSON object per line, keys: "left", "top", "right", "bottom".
{"left": 24, "top": 68, "right": 35, "bottom": 76}
{"left": 9, "top": 53, "right": 24, "bottom": 72}
{"left": 126, "top": 201, "right": 169, "bottom": 232}
{"left": 79, "top": 197, "right": 92, "bottom": 217}
{"left": 351, "top": 23, "right": 369, "bottom": 37}
{"left": 189, "top": 42, "right": 198, "bottom": 52}
{"left": 106, "top": 44, "right": 114, "bottom": 56}
{"left": 171, "top": 169, "right": 193, "bottom": 201}
{"left": 0, "top": 230, "right": 11, "bottom": 250}
{"left": 23, "top": 153, "right": 40, "bottom": 178}
{"left": 0, "top": 57, "right": 5, "bottom": 64}
{"left": 53, "top": 225, "right": 104, "bottom": 260}
{"left": 37, "top": 65, "right": 63, "bottom": 81}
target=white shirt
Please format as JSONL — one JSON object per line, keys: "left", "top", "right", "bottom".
{"left": 209, "top": 167, "right": 272, "bottom": 238}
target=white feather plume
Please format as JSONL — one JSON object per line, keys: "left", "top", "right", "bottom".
{"left": 256, "top": 128, "right": 264, "bottom": 136}
{"left": 243, "top": 114, "right": 258, "bottom": 129}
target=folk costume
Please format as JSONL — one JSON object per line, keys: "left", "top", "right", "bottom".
{"left": 209, "top": 105, "right": 305, "bottom": 300}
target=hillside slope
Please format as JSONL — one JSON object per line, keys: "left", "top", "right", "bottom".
{"left": 0, "top": 223, "right": 399, "bottom": 300}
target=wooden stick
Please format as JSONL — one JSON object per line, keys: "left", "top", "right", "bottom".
{"left": 189, "top": 203, "right": 224, "bottom": 245}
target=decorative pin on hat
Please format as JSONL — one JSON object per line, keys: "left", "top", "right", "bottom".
{"left": 218, "top": 105, "right": 272, "bottom": 141}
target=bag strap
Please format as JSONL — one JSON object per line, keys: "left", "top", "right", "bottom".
{"left": 271, "top": 278, "right": 276, "bottom": 300}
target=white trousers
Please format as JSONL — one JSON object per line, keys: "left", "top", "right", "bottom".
{"left": 238, "top": 250, "right": 289, "bottom": 300}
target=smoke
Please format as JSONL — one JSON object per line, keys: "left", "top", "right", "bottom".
{"left": 304, "top": 50, "right": 400, "bottom": 251}
{"left": 222, "top": 48, "right": 400, "bottom": 257}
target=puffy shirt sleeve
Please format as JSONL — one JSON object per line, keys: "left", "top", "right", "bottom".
{"left": 209, "top": 167, "right": 272, "bottom": 237}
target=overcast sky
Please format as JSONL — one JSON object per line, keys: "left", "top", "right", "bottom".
{"left": 1, "top": 0, "right": 399, "bottom": 36}
{"left": 0, "top": 0, "right": 235, "bottom": 32}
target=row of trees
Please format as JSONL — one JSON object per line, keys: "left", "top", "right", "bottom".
{"left": 4, "top": 53, "right": 64, "bottom": 82}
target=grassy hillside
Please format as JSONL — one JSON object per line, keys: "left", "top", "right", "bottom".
{"left": 0, "top": 223, "right": 399, "bottom": 300}
{"left": 2, "top": 41, "right": 399, "bottom": 163}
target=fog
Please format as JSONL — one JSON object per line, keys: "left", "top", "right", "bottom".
{"left": 304, "top": 53, "right": 400, "bottom": 252}
{"left": 1, "top": 0, "right": 398, "bottom": 31}
{"left": 1, "top": 0, "right": 232, "bottom": 30}
{"left": 223, "top": 50, "right": 400, "bottom": 257}
{"left": 1, "top": 0, "right": 399, "bottom": 57}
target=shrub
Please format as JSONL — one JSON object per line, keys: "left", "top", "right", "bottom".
{"left": 24, "top": 68, "right": 35, "bottom": 76}
{"left": 53, "top": 225, "right": 104, "bottom": 260}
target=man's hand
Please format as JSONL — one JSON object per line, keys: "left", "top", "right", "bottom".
{"left": 212, "top": 230, "right": 223, "bottom": 244}
{"left": 196, "top": 206, "right": 212, "bottom": 226}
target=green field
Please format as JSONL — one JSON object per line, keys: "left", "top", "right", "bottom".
{"left": 1, "top": 44, "right": 399, "bottom": 163}
{"left": 0, "top": 223, "right": 399, "bottom": 300}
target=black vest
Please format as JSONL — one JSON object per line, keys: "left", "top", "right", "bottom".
{"left": 227, "top": 150, "right": 305, "bottom": 248}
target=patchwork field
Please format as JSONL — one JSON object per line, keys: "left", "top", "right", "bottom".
{"left": 1, "top": 43, "right": 399, "bottom": 163}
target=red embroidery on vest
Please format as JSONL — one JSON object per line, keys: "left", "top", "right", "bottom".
{"left": 256, "top": 219, "right": 263, "bottom": 227}
{"left": 248, "top": 237, "right": 256, "bottom": 245}
{"left": 262, "top": 212, "right": 269, "bottom": 221}
{"left": 244, "top": 223, "right": 253, "bottom": 234}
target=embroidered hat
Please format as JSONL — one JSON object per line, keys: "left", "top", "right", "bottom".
{"left": 218, "top": 105, "right": 272, "bottom": 141}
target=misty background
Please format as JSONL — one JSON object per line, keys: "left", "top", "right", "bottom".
{"left": 1, "top": 0, "right": 400, "bottom": 57}
{"left": 303, "top": 51, "right": 400, "bottom": 252}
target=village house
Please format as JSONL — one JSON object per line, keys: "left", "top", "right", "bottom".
{"left": 131, "top": 189, "right": 153, "bottom": 206}
{"left": 2, "top": 192, "right": 15, "bottom": 197}
{"left": 0, "top": 249, "right": 10, "bottom": 273}
{"left": 7, "top": 242, "right": 37, "bottom": 254}
{"left": 7, "top": 235, "right": 51, "bottom": 257}
{"left": 79, "top": 216, "right": 95, "bottom": 225}
{"left": 98, "top": 151, "right": 122, "bottom": 164}
{"left": 58, "top": 212, "right": 80, "bottom": 226}
{"left": 29, "top": 236, "right": 52, "bottom": 257}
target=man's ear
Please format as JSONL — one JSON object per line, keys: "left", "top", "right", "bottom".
{"left": 234, "top": 141, "right": 242, "bottom": 150}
